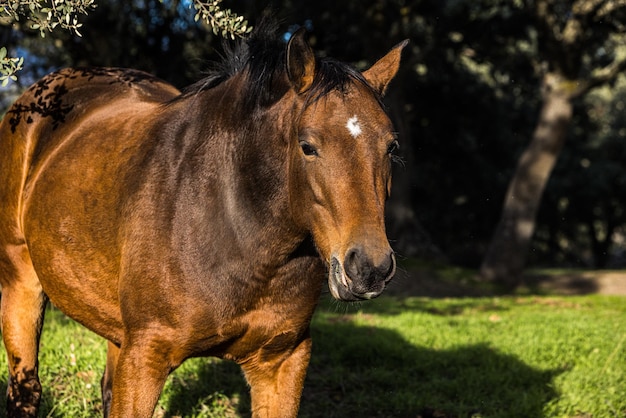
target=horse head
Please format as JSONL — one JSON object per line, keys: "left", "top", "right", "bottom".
{"left": 286, "top": 30, "right": 407, "bottom": 301}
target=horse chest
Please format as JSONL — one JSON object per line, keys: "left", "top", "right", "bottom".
{"left": 194, "top": 303, "right": 311, "bottom": 366}
{"left": 176, "top": 261, "right": 324, "bottom": 361}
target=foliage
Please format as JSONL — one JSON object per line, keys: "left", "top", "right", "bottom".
{"left": 192, "top": 0, "right": 251, "bottom": 39}
{"left": 2, "top": 0, "right": 95, "bottom": 36}
{"left": 0, "top": 0, "right": 95, "bottom": 79}
{"left": 0, "top": 46, "right": 22, "bottom": 86}
{"left": 0, "top": 0, "right": 251, "bottom": 81}
{"left": 1, "top": 293, "right": 624, "bottom": 416}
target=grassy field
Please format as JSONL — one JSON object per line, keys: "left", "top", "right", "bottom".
{"left": 0, "top": 289, "right": 625, "bottom": 417}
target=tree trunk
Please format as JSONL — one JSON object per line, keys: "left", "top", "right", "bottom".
{"left": 480, "top": 72, "right": 574, "bottom": 288}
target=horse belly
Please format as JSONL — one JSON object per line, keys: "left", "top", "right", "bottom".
{"left": 21, "top": 110, "right": 152, "bottom": 344}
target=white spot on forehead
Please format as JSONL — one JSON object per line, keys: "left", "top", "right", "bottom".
{"left": 346, "top": 115, "right": 362, "bottom": 138}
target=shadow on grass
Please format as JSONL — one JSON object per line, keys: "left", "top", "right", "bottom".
{"left": 162, "top": 359, "right": 251, "bottom": 417}
{"left": 302, "top": 321, "right": 560, "bottom": 418}
{"left": 355, "top": 295, "right": 515, "bottom": 317}
{"left": 160, "top": 318, "right": 559, "bottom": 418}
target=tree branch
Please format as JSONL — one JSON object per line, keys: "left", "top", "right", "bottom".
{"left": 572, "top": 52, "right": 626, "bottom": 98}
{"left": 571, "top": 0, "right": 626, "bottom": 31}
{"left": 572, "top": 0, "right": 606, "bottom": 18}
{"left": 597, "top": 0, "right": 626, "bottom": 18}
{"left": 534, "top": 0, "right": 562, "bottom": 43}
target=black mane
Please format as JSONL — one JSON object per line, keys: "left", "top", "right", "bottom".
{"left": 181, "top": 21, "right": 382, "bottom": 110}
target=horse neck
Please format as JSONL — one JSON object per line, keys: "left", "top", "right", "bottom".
{"left": 191, "top": 83, "right": 304, "bottom": 259}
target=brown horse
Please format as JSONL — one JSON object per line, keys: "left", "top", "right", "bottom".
{"left": 0, "top": 24, "right": 406, "bottom": 417}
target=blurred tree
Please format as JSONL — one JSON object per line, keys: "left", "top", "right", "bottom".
{"left": 534, "top": 76, "right": 626, "bottom": 268}
{"left": 479, "top": 0, "right": 626, "bottom": 287}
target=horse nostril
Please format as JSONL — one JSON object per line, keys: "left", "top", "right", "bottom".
{"left": 343, "top": 246, "right": 369, "bottom": 282}
{"left": 379, "top": 252, "right": 396, "bottom": 281}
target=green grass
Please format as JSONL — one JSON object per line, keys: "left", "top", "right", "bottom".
{"left": 1, "top": 294, "right": 625, "bottom": 417}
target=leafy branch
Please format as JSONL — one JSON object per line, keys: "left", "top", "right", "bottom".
{"left": 0, "top": 0, "right": 95, "bottom": 83}
{"left": 192, "top": 0, "right": 252, "bottom": 39}
{"left": 0, "top": 0, "right": 252, "bottom": 83}
{"left": 0, "top": 46, "right": 23, "bottom": 86}
{"left": 2, "top": 0, "right": 96, "bottom": 36}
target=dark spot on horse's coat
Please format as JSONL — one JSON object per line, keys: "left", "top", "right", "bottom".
{"left": 7, "top": 68, "right": 162, "bottom": 133}
{"left": 7, "top": 367, "right": 42, "bottom": 418}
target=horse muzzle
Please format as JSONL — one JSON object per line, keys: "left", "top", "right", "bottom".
{"left": 328, "top": 247, "right": 396, "bottom": 301}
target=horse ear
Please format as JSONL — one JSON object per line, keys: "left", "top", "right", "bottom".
{"left": 362, "top": 39, "right": 409, "bottom": 96}
{"left": 287, "top": 28, "right": 316, "bottom": 94}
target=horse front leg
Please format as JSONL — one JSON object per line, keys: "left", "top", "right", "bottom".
{"left": 0, "top": 244, "right": 47, "bottom": 418}
{"left": 241, "top": 333, "right": 312, "bottom": 418}
{"left": 107, "top": 333, "right": 173, "bottom": 418}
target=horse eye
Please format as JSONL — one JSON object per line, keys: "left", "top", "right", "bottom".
{"left": 300, "top": 142, "right": 318, "bottom": 157}
{"left": 387, "top": 140, "right": 399, "bottom": 155}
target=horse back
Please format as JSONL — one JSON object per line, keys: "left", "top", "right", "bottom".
{"left": 3, "top": 67, "right": 178, "bottom": 162}
{"left": 1, "top": 67, "right": 179, "bottom": 233}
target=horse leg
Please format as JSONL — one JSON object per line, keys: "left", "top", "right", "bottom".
{"left": 101, "top": 341, "right": 119, "bottom": 418}
{"left": 107, "top": 334, "right": 173, "bottom": 417}
{"left": 0, "top": 244, "right": 47, "bottom": 418}
{"left": 241, "top": 334, "right": 312, "bottom": 418}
